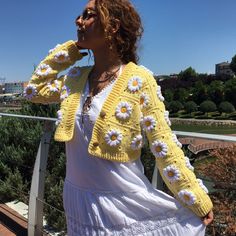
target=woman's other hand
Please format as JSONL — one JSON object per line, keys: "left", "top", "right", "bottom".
{"left": 201, "top": 210, "right": 214, "bottom": 226}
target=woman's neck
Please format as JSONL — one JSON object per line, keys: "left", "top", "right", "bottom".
{"left": 92, "top": 47, "right": 123, "bottom": 75}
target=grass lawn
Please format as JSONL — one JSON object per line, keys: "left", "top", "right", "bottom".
{"left": 171, "top": 124, "right": 236, "bottom": 134}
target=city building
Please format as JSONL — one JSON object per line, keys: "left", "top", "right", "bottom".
{"left": 215, "top": 61, "right": 234, "bottom": 76}
{"left": 4, "top": 82, "right": 28, "bottom": 94}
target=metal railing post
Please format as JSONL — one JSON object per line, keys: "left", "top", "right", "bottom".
{"left": 28, "top": 121, "right": 54, "bottom": 236}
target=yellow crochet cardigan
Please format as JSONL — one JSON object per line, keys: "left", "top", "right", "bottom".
{"left": 25, "top": 40, "right": 213, "bottom": 217}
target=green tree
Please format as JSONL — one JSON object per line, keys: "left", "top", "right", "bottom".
{"left": 178, "top": 67, "right": 197, "bottom": 80}
{"left": 163, "top": 89, "right": 174, "bottom": 102}
{"left": 207, "top": 80, "right": 225, "bottom": 105}
{"left": 225, "top": 78, "right": 236, "bottom": 107}
{"left": 168, "top": 101, "right": 183, "bottom": 113}
{"left": 184, "top": 101, "right": 198, "bottom": 114}
{"left": 218, "top": 101, "right": 235, "bottom": 114}
{"left": 199, "top": 100, "right": 217, "bottom": 115}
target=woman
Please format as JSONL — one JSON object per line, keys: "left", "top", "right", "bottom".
{"left": 24, "top": 0, "right": 213, "bottom": 235}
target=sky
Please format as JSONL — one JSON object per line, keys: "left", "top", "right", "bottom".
{"left": 0, "top": 0, "right": 236, "bottom": 82}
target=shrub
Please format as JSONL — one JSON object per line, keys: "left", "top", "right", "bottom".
{"left": 199, "top": 100, "right": 217, "bottom": 114}
{"left": 184, "top": 101, "right": 198, "bottom": 114}
{"left": 218, "top": 101, "right": 235, "bottom": 114}
{"left": 168, "top": 101, "right": 183, "bottom": 113}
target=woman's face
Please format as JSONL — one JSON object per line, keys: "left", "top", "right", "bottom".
{"left": 75, "top": 0, "right": 105, "bottom": 50}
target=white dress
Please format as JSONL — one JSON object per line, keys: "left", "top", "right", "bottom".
{"left": 63, "top": 70, "right": 206, "bottom": 236}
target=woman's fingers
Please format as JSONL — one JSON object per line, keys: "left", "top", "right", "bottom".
{"left": 202, "top": 210, "right": 214, "bottom": 226}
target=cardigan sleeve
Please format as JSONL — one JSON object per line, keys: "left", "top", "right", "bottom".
{"left": 23, "top": 40, "right": 84, "bottom": 104}
{"left": 140, "top": 70, "right": 213, "bottom": 217}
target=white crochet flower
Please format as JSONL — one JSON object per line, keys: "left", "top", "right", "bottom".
{"left": 48, "top": 44, "right": 61, "bottom": 54}
{"left": 55, "top": 110, "right": 63, "bottom": 126}
{"left": 140, "top": 65, "right": 154, "bottom": 75}
{"left": 140, "top": 93, "right": 149, "bottom": 109}
{"left": 151, "top": 140, "right": 168, "bottom": 158}
{"left": 130, "top": 134, "right": 143, "bottom": 150}
{"left": 163, "top": 165, "right": 181, "bottom": 183}
{"left": 178, "top": 189, "right": 196, "bottom": 206}
{"left": 68, "top": 67, "right": 81, "bottom": 78}
{"left": 105, "top": 129, "right": 122, "bottom": 147}
{"left": 164, "top": 110, "right": 171, "bottom": 126}
{"left": 60, "top": 85, "right": 71, "bottom": 100}
{"left": 47, "top": 80, "right": 60, "bottom": 92}
{"left": 23, "top": 84, "right": 37, "bottom": 100}
{"left": 141, "top": 115, "right": 156, "bottom": 132}
{"left": 35, "top": 64, "right": 52, "bottom": 77}
{"left": 156, "top": 85, "right": 165, "bottom": 102}
{"left": 185, "top": 156, "right": 194, "bottom": 171}
{"left": 54, "top": 50, "right": 70, "bottom": 63}
{"left": 127, "top": 76, "right": 142, "bottom": 92}
{"left": 115, "top": 101, "right": 132, "bottom": 120}
{"left": 197, "top": 179, "right": 209, "bottom": 194}
{"left": 172, "top": 133, "right": 182, "bottom": 148}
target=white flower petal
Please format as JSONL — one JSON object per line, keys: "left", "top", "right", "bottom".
{"left": 185, "top": 156, "right": 194, "bottom": 171}
{"left": 23, "top": 84, "right": 37, "bottom": 100}
{"left": 151, "top": 140, "right": 168, "bottom": 158}
{"left": 105, "top": 129, "right": 122, "bottom": 147}
{"left": 60, "top": 85, "right": 71, "bottom": 100}
{"left": 163, "top": 165, "right": 181, "bottom": 183}
{"left": 48, "top": 44, "right": 61, "bottom": 54}
{"left": 164, "top": 110, "right": 171, "bottom": 126}
{"left": 178, "top": 189, "right": 196, "bottom": 206}
{"left": 156, "top": 85, "right": 165, "bottom": 102}
{"left": 197, "top": 179, "right": 209, "bottom": 194}
{"left": 35, "top": 64, "right": 52, "bottom": 77}
{"left": 140, "top": 93, "right": 150, "bottom": 109}
{"left": 130, "top": 134, "right": 143, "bottom": 150}
{"left": 140, "top": 65, "right": 154, "bottom": 75}
{"left": 47, "top": 80, "right": 60, "bottom": 92}
{"left": 141, "top": 115, "right": 156, "bottom": 132}
{"left": 55, "top": 110, "right": 63, "bottom": 126}
{"left": 172, "top": 133, "right": 182, "bottom": 148}
{"left": 115, "top": 101, "right": 132, "bottom": 120}
{"left": 127, "top": 76, "right": 143, "bottom": 92}
{"left": 54, "top": 50, "right": 70, "bottom": 63}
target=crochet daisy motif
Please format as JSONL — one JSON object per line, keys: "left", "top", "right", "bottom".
{"left": 141, "top": 115, "right": 156, "bottom": 132}
{"left": 47, "top": 80, "right": 60, "bottom": 92}
{"left": 24, "top": 84, "right": 37, "bottom": 100}
{"left": 55, "top": 110, "right": 63, "bottom": 126}
{"left": 105, "top": 129, "right": 122, "bottom": 147}
{"left": 185, "top": 156, "right": 194, "bottom": 171}
{"left": 156, "top": 85, "right": 165, "bottom": 102}
{"left": 48, "top": 44, "right": 61, "bottom": 54}
{"left": 54, "top": 50, "right": 70, "bottom": 63}
{"left": 172, "top": 133, "right": 182, "bottom": 148}
{"left": 68, "top": 67, "right": 81, "bottom": 78}
{"left": 151, "top": 140, "right": 168, "bottom": 158}
{"left": 197, "top": 179, "right": 209, "bottom": 194}
{"left": 164, "top": 110, "right": 171, "bottom": 126}
{"left": 163, "top": 165, "right": 181, "bottom": 183}
{"left": 178, "top": 189, "right": 196, "bottom": 206}
{"left": 127, "top": 76, "right": 142, "bottom": 92}
{"left": 115, "top": 101, "right": 132, "bottom": 120}
{"left": 35, "top": 64, "right": 52, "bottom": 77}
{"left": 130, "top": 134, "right": 143, "bottom": 150}
{"left": 140, "top": 93, "right": 149, "bottom": 109}
{"left": 60, "top": 85, "right": 71, "bottom": 100}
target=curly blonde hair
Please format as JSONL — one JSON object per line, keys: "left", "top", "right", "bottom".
{"left": 95, "top": 0, "right": 144, "bottom": 64}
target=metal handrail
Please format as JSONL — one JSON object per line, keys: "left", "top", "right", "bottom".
{"left": 1, "top": 112, "right": 236, "bottom": 235}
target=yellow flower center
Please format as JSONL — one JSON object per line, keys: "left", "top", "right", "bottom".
{"left": 183, "top": 194, "right": 190, "bottom": 201}
{"left": 26, "top": 88, "right": 32, "bottom": 95}
{"left": 41, "top": 68, "right": 47, "bottom": 73}
{"left": 167, "top": 171, "right": 174, "bottom": 177}
{"left": 155, "top": 146, "right": 162, "bottom": 152}
{"left": 121, "top": 107, "right": 127, "bottom": 113}
{"left": 51, "top": 84, "right": 56, "bottom": 88}
{"left": 58, "top": 55, "right": 65, "bottom": 61}
{"left": 132, "top": 80, "right": 138, "bottom": 86}
{"left": 136, "top": 140, "right": 140, "bottom": 146}
{"left": 145, "top": 120, "right": 151, "bottom": 127}
{"left": 111, "top": 135, "right": 117, "bottom": 141}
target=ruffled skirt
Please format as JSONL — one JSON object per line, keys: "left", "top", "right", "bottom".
{"left": 63, "top": 179, "right": 206, "bottom": 236}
